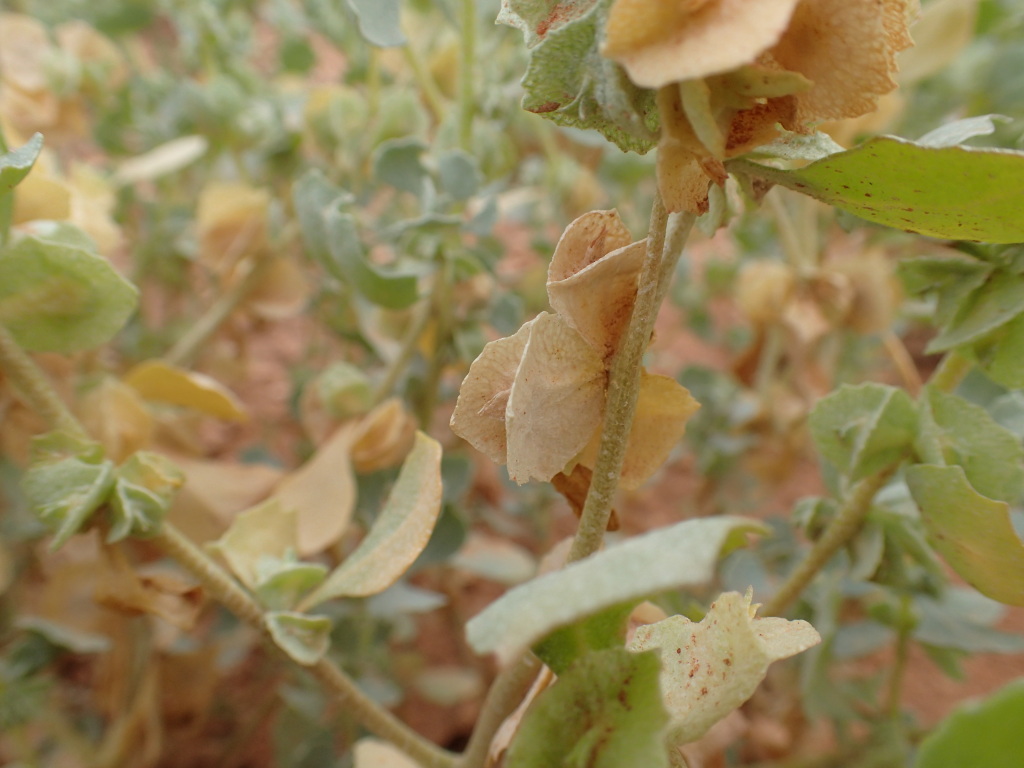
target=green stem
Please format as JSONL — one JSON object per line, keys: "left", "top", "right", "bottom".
{"left": 0, "top": 325, "right": 87, "bottom": 439}
{"left": 886, "top": 608, "right": 911, "bottom": 718}
{"left": 458, "top": 653, "right": 543, "bottom": 768}
{"left": 458, "top": 0, "right": 476, "bottom": 152}
{"left": 764, "top": 463, "right": 900, "bottom": 616}
{"left": 401, "top": 38, "right": 447, "bottom": 124}
{"left": 164, "top": 254, "right": 274, "bottom": 368}
{"left": 154, "top": 524, "right": 458, "bottom": 768}
{"left": 372, "top": 275, "right": 442, "bottom": 406}
{"left": 928, "top": 349, "right": 972, "bottom": 393}
{"left": 567, "top": 195, "right": 696, "bottom": 563}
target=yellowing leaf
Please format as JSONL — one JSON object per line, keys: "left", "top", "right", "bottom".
{"left": 207, "top": 499, "right": 297, "bottom": 590}
{"left": 579, "top": 371, "right": 700, "bottom": 490}
{"left": 627, "top": 591, "right": 821, "bottom": 746}
{"left": 272, "top": 424, "right": 357, "bottom": 556}
{"left": 353, "top": 738, "right": 422, "bottom": 768}
{"left": 245, "top": 256, "right": 311, "bottom": 320}
{"left": 77, "top": 377, "right": 154, "bottom": 463}
{"left": 300, "top": 432, "right": 442, "bottom": 607}
{"left": 196, "top": 182, "right": 269, "bottom": 271}
{"left": 350, "top": 397, "right": 417, "bottom": 474}
{"left": 113, "top": 135, "right": 209, "bottom": 185}
{"left": 124, "top": 359, "right": 248, "bottom": 422}
{"left": 12, "top": 172, "right": 72, "bottom": 223}
{"left": 506, "top": 312, "right": 606, "bottom": 483}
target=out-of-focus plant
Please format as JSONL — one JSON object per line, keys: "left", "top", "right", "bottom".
{"left": 1, "top": 1, "right": 1024, "bottom": 767}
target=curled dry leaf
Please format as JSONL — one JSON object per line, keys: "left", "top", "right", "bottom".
{"left": 77, "top": 377, "right": 154, "bottom": 464}
{"left": 601, "top": 0, "right": 918, "bottom": 213}
{"left": 350, "top": 397, "right": 418, "bottom": 474}
{"left": 627, "top": 590, "right": 821, "bottom": 746}
{"left": 196, "top": 181, "right": 270, "bottom": 273}
{"left": 96, "top": 564, "right": 204, "bottom": 631}
{"left": 452, "top": 210, "right": 698, "bottom": 488}
{"left": 241, "top": 256, "right": 311, "bottom": 320}
{"left": 207, "top": 499, "right": 296, "bottom": 590}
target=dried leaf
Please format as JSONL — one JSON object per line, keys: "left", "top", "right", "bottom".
{"left": 301, "top": 432, "right": 442, "bottom": 606}
{"left": 547, "top": 210, "right": 645, "bottom": 359}
{"left": 272, "top": 424, "right": 357, "bottom": 556}
{"left": 450, "top": 532, "right": 537, "bottom": 585}
{"left": 96, "top": 563, "right": 203, "bottom": 631}
{"left": 244, "top": 256, "right": 311, "bottom": 319}
{"left": 353, "top": 738, "right": 422, "bottom": 768}
{"left": 78, "top": 377, "right": 154, "bottom": 463}
{"left": 196, "top": 182, "right": 269, "bottom": 271}
{"left": 124, "top": 360, "right": 248, "bottom": 422}
{"left": 627, "top": 591, "right": 820, "bottom": 746}
{"left": 506, "top": 312, "right": 606, "bottom": 483}
{"left": 113, "top": 136, "right": 208, "bottom": 185}
{"left": 350, "top": 398, "right": 418, "bottom": 474}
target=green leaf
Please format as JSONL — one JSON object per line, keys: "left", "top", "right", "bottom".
{"left": 20, "top": 432, "right": 116, "bottom": 549}
{"left": 926, "top": 268, "right": 1024, "bottom": 353}
{"left": 534, "top": 601, "right": 636, "bottom": 674}
{"left": 292, "top": 170, "right": 352, "bottom": 258}
{"left": 920, "top": 388, "right": 1024, "bottom": 503}
{"left": 905, "top": 464, "right": 1024, "bottom": 606}
{"left": 914, "top": 679, "right": 1024, "bottom": 768}
{"left": 346, "top": 0, "right": 406, "bottom": 47}
{"left": 107, "top": 452, "right": 184, "bottom": 542}
{"left": 808, "top": 384, "right": 917, "bottom": 482}
{"left": 914, "top": 590, "right": 1024, "bottom": 654}
{"left": 628, "top": 592, "right": 820, "bottom": 746}
{"left": 506, "top": 648, "right": 669, "bottom": 768}
{"left": 300, "top": 432, "right": 442, "bottom": 607}
{"left": 373, "top": 137, "right": 429, "bottom": 196}
{"left": 734, "top": 136, "right": 1024, "bottom": 243}
{"left": 512, "top": 0, "right": 659, "bottom": 154}
{"left": 897, "top": 254, "right": 993, "bottom": 330}
{"left": 265, "top": 611, "right": 333, "bottom": 666}
{"left": 465, "top": 516, "right": 768, "bottom": 664}
{"left": 0, "top": 234, "right": 138, "bottom": 353}
{"left": 0, "top": 133, "right": 43, "bottom": 197}
{"left": 323, "top": 208, "right": 419, "bottom": 310}
{"left": 437, "top": 149, "right": 482, "bottom": 201}
{"left": 254, "top": 557, "right": 328, "bottom": 611}
{"left": 975, "top": 313, "right": 1024, "bottom": 388}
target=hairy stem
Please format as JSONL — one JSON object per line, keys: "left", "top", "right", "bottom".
{"left": 0, "top": 324, "right": 86, "bottom": 439}
{"left": 458, "top": 652, "right": 543, "bottom": 768}
{"left": 764, "top": 464, "right": 900, "bottom": 616}
{"left": 568, "top": 195, "right": 696, "bottom": 563}
{"left": 928, "top": 348, "right": 972, "bottom": 393}
{"left": 154, "top": 524, "right": 458, "bottom": 768}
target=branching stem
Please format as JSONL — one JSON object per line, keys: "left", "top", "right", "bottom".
{"left": 764, "top": 464, "right": 899, "bottom": 616}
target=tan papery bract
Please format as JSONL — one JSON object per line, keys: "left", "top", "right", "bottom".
{"left": 350, "top": 397, "right": 418, "bottom": 475}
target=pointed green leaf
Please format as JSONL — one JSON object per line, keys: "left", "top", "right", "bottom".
{"left": 0, "top": 133, "right": 43, "bottom": 197}
{"left": 906, "top": 464, "right": 1024, "bottom": 606}
{"left": 346, "top": 0, "right": 405, "bottom": 47}
{"left": 208, "top": 499, "right": 297, "bottom": 590}
{"left": 506, "top": 648, "right": 669, "bottom": 768}
{"left": 0, "top": 234, "right": 138, "bottom": 353}
{"left": 20, "top": 432, "right": 116, "bottom": 549}
{"left": 920, "top": 388, "right": 1024, "bottom": 503}
{"left": 466, "top": 516, "right": 768, "bottom": 664}
{"left": 733, "top": 137, "right": 1024, "bottom": 243}
{"left": 914, "top": 679, "right": 1024, "bottom": 768}
{"left": 254, "top": 557, "right": 328, "bottom": 611}
{"left": 628, "top": 592, "right": 820, "bottom": 746}
{"left": 975, "top": 313, "right": 1024, "bottom": 389}
{"left": 897, "top": 255, "right": 992, "bottom": 329}
{"left": 301, "top": 432, "right": 442, "bottom": 607}
{"left": 926, "top": 268, "right": 1024, "bottom": 352}
{"left": 107, "top": 452, "right": 184, "bottom": 542}
{"left": 510, "top": 0, "right": 659, "bottom": 154}
{"left": 265, "top": 611, "right": 333, "bottom": 666}
{"left": 323, "top": 208, "right": 419, "bottom": 309}
{"left": 809, "top": 384, "right": 917, "bottom": 481}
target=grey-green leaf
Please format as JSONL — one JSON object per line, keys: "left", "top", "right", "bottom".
{"left": 920, "top": 388, "right": 1024, "bottom": 503}
{"left": 732, "top": 137, "right": 1024, "bottom": 243}
{"left": 809, "top": 384, "right": 917, "bottom": 481}
{"left": 346, "top": 0, "right": 405, "bottom": 47}
{"left": 0, "top": 133, "right": 43, "bottom": 197}
{"left": 107, "top": 452, "right": 184, "bottom": 542}
{"left": 437, "top": 149, "right": 482, "bottom": 201}
{"left": 20, "top": 432, "right": 116, "bottom": 550}
{"left": 914, "top": 679, "right": 1024, "bottom": 768}
{"left": 265, "top": 611, "right": 333, "bottom": 666}
{"left": 916, "top": 115, "right": 1010, "bottom": 148}
{"left": 926, "top": 268, "right": 1024, "bottom": 353}
{"left": 506, "top": 648, "right": 669, "bottom": 768}
{"left": 0, "top": 234, "right": 138, "bottom": 353}
{"left": 466, "top": 516, "right": 767, "bottom": 664}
